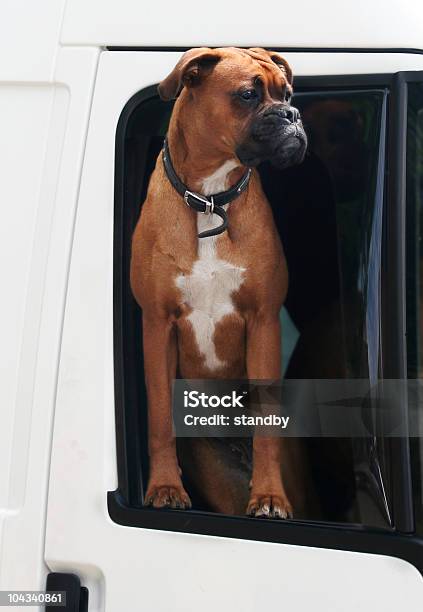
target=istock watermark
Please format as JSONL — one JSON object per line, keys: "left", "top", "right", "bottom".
{"left": 183, "top": 389, "right": 247, "bottom": 408}
{"left": 172, "top": 379, "right": 423, "bottom": 437}
{"left": 183, "top": 412, "right": 290, "bottom": 429}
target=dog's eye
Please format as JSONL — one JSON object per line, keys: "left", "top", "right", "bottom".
{"left": 285, "top": 90, "right": 292, "bottom": 102}
{"left": 240, "top": 89, "right": 258, "bottom": 101}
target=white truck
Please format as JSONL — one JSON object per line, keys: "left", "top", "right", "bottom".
{"left": 2, "top": 1, "right": 423, "bottom": 610}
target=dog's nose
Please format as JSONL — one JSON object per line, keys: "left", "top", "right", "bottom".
{"left": 279, "top": 105, "right": 300, "bottom": 124}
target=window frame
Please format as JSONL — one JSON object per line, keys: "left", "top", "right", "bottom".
{"left": 404, "top": 72, "right": 423, "bottom": 537}
{"left": 108, "top": 70, "right": 423, "bottom": 574}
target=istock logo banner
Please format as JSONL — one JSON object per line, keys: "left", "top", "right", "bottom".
{"left": 172, "top": 379, "right": 423, "bottom": 438}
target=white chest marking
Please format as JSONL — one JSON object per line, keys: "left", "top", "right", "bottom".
{"left": 176, "top": 160, "right": 245, "bottom": 371}
{"left": 201, "top": 159, "right": 239, "bottom": 194}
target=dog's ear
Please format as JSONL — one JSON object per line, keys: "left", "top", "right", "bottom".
{"left": 158, "top": 48, "right": 222, "bottom": 101}
{"left": 249, "top": 48, "right": 293, "bottom": 85}
{"left": 268, "top": 51, "right": 293, "bottom": 86}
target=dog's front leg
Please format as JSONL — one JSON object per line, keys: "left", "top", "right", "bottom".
{"left": 142, "top": 314, "right": 191, "bottom": 509}
{"left": 245, "top": 313, "right": 293, "bottom": 519}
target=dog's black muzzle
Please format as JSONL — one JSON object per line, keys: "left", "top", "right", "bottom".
{"left": 236, "top": 104, "right": 308, "bottom": 169}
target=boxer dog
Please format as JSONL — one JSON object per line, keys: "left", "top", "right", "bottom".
{"left": 130, "top": 47, "right": 307, "bottom": 518}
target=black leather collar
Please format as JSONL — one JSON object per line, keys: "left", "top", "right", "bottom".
{"left": 162, "top": 138, "right": 251, "bottom": 239}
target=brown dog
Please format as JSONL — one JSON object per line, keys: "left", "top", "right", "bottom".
{"left": 130, "top": 47, "right": 307, "bottom": 518}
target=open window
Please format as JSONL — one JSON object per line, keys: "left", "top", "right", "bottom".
{"left": 109, "top": 70, "right": 423, "bottom": 573}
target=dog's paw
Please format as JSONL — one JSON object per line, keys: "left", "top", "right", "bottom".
{"left": 246, "top": 494, "right": 293, "bottom": 519}
{"left": 144, "top": 484, "right": 192, "bottom": 510}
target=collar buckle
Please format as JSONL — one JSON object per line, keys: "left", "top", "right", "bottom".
{"left": 184, "top": 190, "right": 215, "bottom": 215}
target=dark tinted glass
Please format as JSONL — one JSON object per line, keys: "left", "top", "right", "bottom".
{"left": 262, "top": 90, "right": 390, "bottom": 527}
{"left": 406, "top": 81, "right": 423, "bottom": 534}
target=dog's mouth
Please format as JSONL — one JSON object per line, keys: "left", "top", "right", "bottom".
{"left": 236, "top": 106, "right": 308, "bottom": 169}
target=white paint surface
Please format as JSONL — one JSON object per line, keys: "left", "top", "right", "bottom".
{"left": 0, "top": 85, "right": 54, "bottom": 508}
{"left": 0, "top": 47, "right": 100, "bottom": 598}
{"left": 60, "top": 0, "right": 423, "bottom": 50}
{"left": 0, "top": 0, "right": 65, "bottom": 81}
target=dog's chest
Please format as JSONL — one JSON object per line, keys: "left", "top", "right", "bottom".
{"left": 175, "top": 162, "right": 246, "bottom": 371}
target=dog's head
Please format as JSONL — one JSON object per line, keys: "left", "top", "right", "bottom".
{"left": 158, "top": 47, "right": 307, "bottom": 169}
